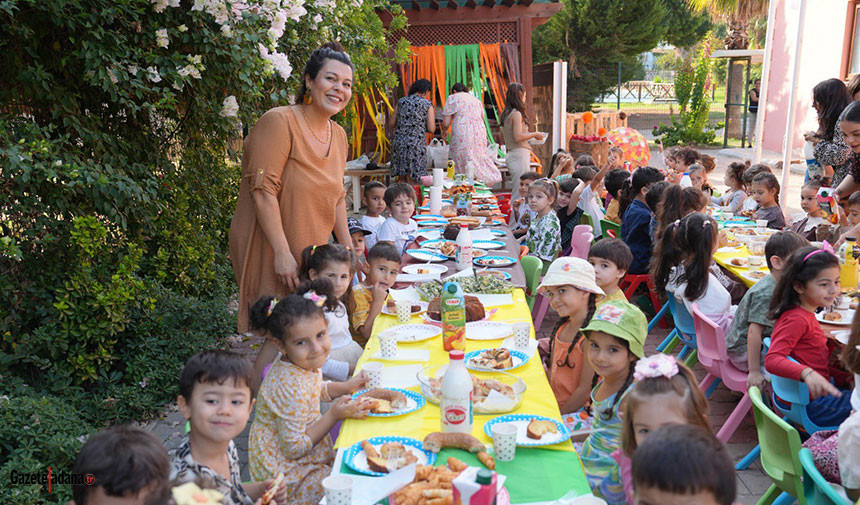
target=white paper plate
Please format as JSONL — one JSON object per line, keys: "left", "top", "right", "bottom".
{"left": 473, "top": 256, "right": 516, "bottom": 268}
{"left": 816, "top": 309, "right": 855, "bottom": 326}
{"left": 381, "top": 301, "right": 429, "bottom": 317}
{"left": 740, "top": 270, "right": 769, "bottom": 283}
{"left": 414, "top": 214, "right": 445, "bottom": 221}
{"left": 351, "top": 388, "right": 426, "bottom": 417}
{"left": 466, "top": 321, "right": 513, "bottom": 340}
{"left": 378, "top": 323, "right": 442, "bottom": 343}
{"left": 417, "top": 220, "right": 449, "bottom": 227}
{"left": 473, "top": 240, "right": 506, "bottom": 250}
{"left": 402, "top": 264, "right": 448, "bottom": 275}
{"left": 483, "top": 414, "right": 569, "bottom": 447}
{"left": 343, "top": 436, "right": 435, "bottom": 477}
{"left": 833, "top": 330, "right": 850, "bottom": 345}
{"left": 465, "top": 348, "right": 529, "bottom": 371}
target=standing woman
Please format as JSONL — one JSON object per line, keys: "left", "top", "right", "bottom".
{"left": 442, "top": 83, "right": 501, "bottom": 186}
{"left": 229, "top": 42, "right": 355, "bottom": 388}
{"left": 501, "top": 82, "right": 545, "bottom": 201}
{"left": 391, "top": 79, "right": 435, "bottom": 182}
{"left": 807, "top": 78, "right": 852, "bottom": 187}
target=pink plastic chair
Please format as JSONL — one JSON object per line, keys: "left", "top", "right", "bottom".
{"left": 532, "top": 224, "right": 593, "bottom": 331}
{"left": 691, "top": 302, "right": 753, "bottom": 443}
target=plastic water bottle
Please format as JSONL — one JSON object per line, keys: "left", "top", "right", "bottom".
{"left": 440, "top": 349, "right": 472, "bottom": 433}
{"left": 456, "top": 224, "right": 472, "bottom": 271}
{"left": 805, "top": 140, "right": 822, "bottom": 182}
{"left": 680, "top": 172, "right": 692, "bottom": 188}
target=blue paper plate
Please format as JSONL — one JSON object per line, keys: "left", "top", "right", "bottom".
{"left": 407, "top": 248, "right": 449, "bottom": 262}
{"left": 343, "top": 436, "right": 437, "bottom": 476}
{"left": 418, "top": 238, "right": 455, "bottom": 250}
{"left": 489, "top": 229, "right": 507, "bottom": 237}
{"left": 415, "top": 214, "right": 446, "bottom": 220}
{"left": 481, "top": 270, "right": 512, "bottom": 281}
{"left": 473, "top": 255, "right": 516, "bottom": 268}
{"left": 417, "top": 219, "right": 449, "bottom": 227}
{"left": 351, "top": 388, "right": 426, "bottom": 417}
{"left": 473, "top": 239, "right": 505, "bottom": 250}
{"left": 482, "top": 414, "right": 570, "bottom": 447}
{"left": 464, "top": 348, "right": 530, "bottom": 372}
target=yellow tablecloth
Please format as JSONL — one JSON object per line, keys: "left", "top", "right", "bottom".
{"left": 335, "top": 289, "right": 575, "bottom": 453}
{"left": 714, "top": 245, "right": 768, "bottom": 288}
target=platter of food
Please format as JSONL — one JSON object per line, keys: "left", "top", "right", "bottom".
{"left": 417, "top": 366, "right": 525, "bottom": 414}
{"left": 464, "top": 348, "right": 529, "bottom": 371}
{"left": 482, "top": 414, "right": 570, "bottom": 447}
{"left": 351, "top": 388, "right": 426, "bottom": 417}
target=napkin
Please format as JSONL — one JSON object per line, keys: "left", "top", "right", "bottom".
{"left": 320, "top": 463, "right": 416, "bottom": 505}
{"left": 416, "top": 229, "right": 442, "bottom": 240}
{"left": 444, "top": 267, "right": 474, "bottom": 279}
{"left": 370, "top": 348, "right": 431, "bottom": 362}
{"left": 388, "top": 286, "right": 422, "bottom": 302}
{"left": 396, "top": 272, "right": 441, "bottom": 283}
{"left": 378, "top": 364, "right": 423, "bottom": 388}
{"left": 470, "top": 229, "right": 498, "bottom": 241}
{"left": 469, "top": 293, "right": 514, "bottom": 307}
{"left": 477, "top": 389, "right": 519, "bottom": 412}
{"left": 501, "top": 336, "right": 539, "bottom": 358}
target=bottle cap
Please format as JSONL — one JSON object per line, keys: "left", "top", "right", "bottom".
{"left": 449, "top": 350, "right": 464, "bottom": 360}
{"left": 476, "top": 469, "right": 493, "bottom": 484}
{"left": 683, "top": 172, "right": 689, "bottom": 175}
{"left": 447, "top": 283, "right": 458, "bottom": 293}
{"left": 460, "top": 224, "right": 468, "bottom": 228}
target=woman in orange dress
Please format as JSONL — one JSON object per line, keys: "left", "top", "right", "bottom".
{"left": 229, "top": 42, "right": 355, "bottom": 388}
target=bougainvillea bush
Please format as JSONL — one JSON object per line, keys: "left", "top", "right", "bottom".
{"left": 0, "top": 1, "right": 408, "bottom": 500}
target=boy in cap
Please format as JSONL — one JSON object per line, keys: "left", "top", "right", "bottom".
{"left": 348, "top": 216, "right": 372, "bottom": 284}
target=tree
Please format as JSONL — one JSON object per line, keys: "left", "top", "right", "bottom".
{"left": 534, "top": 0, "right": 711, "bottom": 110}
{"left": 687, "top": 0, "right": 769, "bottom": 49}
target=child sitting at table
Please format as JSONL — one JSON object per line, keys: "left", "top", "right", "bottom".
{"left": 725, "top": 231, "right": 809, "bottom": 389}
{"left": 351, "top": 242, "right": 401, "bottom": 347}
{"left": 751, "top": 172, "right": 786, "bottom": 229}
{"left": 712, "top": 161, "right": 748, "bottom": 213}
{"left": 377, "top": 183, "right": 418, "bottom": 254}
{"left": 588, "top": 238, "right": 632, "bottom": 306}
{"left": 171, "top": 350, "right": 286, "bottom": 505}
{"left": 653, "top": 185, "right": 707, "bottom": 241}
{"left": 361, "top": 181, "right": 387, "bottom": 250}
{"left": 632, "top": 425, "right": 737, "bottom": 505}
{"left": 248, "top": 286, "right": 371, "bottom": 505}
{"left": 740, "top": 163, "right": 772, "bottom": 215}
{"left": 644, "top": 181, "right": 670, "bottom": 242}
{"left": 653, "top": 213, "right": 736, "bottom": 335}
{"left": 71, "top": 426, "right": 169, "bottom": 505}
{"left": 573, "top": 164, "right": 611, "bottom": 237}
{"left": 613, "top": 355, "right": 711, "bottom": 504}
{"left": 619, "top": 166, "right": 665, "bottom": 275}
{"left": 557, "top": 177, "right": 587, "bottom": 252}
{"left": 765, "top": 245, "right": 853, "bottom": 428}
{"left": 348, "top": 217, "right": 371, "bottom": 284}
{"left": 579, "top": 300, "right": 647, "bottom": 505}
{"left": 301, "top": 245, "right": 361, "bottom": 381}
{"left": 603, "top": 169, "right": 630, "bottom": 224}
{"left": 788, "top": 180, "right": 826, "bottom": 241}
{"left": 524, "top": 178, "right": 563, "bottom": 265}
{"left": 511, "top": 171, "right": 540, "bottom": 238}
{"left": 536, "top": 257, "right": 604, "bottom": 414}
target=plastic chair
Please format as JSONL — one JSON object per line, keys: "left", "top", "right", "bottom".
{"left": 519, "top": 245, "right": 529, "bottom": 259}
{"left": 619, "top": 274, "right": 666, "bottom": 329}
{"left": 580, "top": 212, "right": 594, "bottom": 230}
{"left": 800, "top": 448, "right": 852, "bottom": 505}
{"left": 521, "top": 255, "right": 543, "bottom": 311}
{"left": 656, "top": 295, "right": 698, "bottom": 368}
{"left": 691, "top": 302, "right": 752, "bottom": 442}
{"left": 749, "top": 386, "right": 806, "bottom": 505}
{"left": 600, "top": 219, "right": 620, "bottom": 239}
{"left": 770, "top": 360, "right": 843, "bottom": 435}
{"left": 570, "top": 230, "right": 594, "bottom": 260}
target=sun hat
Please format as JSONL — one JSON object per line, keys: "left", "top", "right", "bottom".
{"left": 580, "top": 300, "right": 647, "bottom": 358}
{"left": 537, "top": 257, "right": 604, "bottom": 296}
{"left": 348, "top": 217, "right": 371, "bottom": 236}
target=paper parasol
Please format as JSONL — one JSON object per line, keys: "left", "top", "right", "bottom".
{"left": 606, "top": 127, "right": 650, "bottom": 167}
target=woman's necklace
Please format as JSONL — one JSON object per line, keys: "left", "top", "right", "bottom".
{"left": 301, "top": 104, "right": 330, "bottom": 145}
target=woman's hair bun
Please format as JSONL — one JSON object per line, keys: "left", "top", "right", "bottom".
{"left": 321, "top": 41, "right": 346, "bottom": 53}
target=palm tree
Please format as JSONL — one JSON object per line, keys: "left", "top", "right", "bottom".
{"left": 688, "top": 0, "right": 769, "bottom": 49}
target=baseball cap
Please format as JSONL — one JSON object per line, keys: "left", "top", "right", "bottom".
{"left": 581, "top": 300, "right": 647, "bottom": 358}
{"left": 348, "top": 217, "right": 371, "bottom": 236}
{"left": 537, "top": 257, "right": 604, "bottom": 296}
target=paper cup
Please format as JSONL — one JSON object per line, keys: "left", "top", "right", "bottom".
{"left": 748, "top": 256, "right": 764, "bottom": 267}
{"left": 723, "top": 212, "right": 734, "bottom": 220}
{"left": 429, "top": 186, "right": 443, "bottom": 215}
{"left": 512, "top": 322, "right": 531, "bottom": 349}
{"left": 492, "top": 423, "right": 517, "bottom": 462}
{"left": 379, "top": 332, "right": 398, "bottom": 359}
{"left": 756, "top": 219, "right": 768, "bottom": 229}
{"left": 433, "top": 168, "right": 445, "bottom": 187}
{"left": 361, "top": 362, "right": 383, "bottom": 388}
{"left": 396, "top": 300, "right": 412, "bottom": 324}
{"left": 322, "top": 475, "right": 353, "bottom": 505}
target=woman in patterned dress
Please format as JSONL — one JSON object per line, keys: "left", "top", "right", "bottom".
{"left": 442, "top": 83, "right": 501, "bottom": 186}
{"left": 390, "top": 79, "right": 435, "bottom": 182}
{"left": 807, "top": 78, "right": 852, "bottom": 187}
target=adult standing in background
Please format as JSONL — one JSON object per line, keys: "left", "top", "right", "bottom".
{"left": 229, "top": 42, "right": 354, "bottom": 388}
{"left": 807, "top": 78, "right": 852, "bottom": 187}
{"left": 391, "top": 79, "right": 435, "bottom": 182}
{"left": 747, "top": 78, "right": 760, "bottom": 146}
{"left": 501, "top": 82, "right": 545, "bottom": 201}
{"left": 442, "top": 83, "right": 502, "bottom": 186}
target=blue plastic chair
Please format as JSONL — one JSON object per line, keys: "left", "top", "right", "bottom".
{"left": 770, "top": 358, "right": 842, "bottom": 434}
{"left": 656, "top": 295, "right": 699, "bottom": 369}
{"left": 800, "top": 448, "right": 852, "bottom": 505}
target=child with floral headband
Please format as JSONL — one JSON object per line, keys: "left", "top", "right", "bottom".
{"left": 613, "top": 354, "right": 711, "bottom": 504}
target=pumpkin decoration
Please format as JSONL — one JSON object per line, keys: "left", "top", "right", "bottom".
{"left": 598, "top": 127, "right": 607, "bottom": 136}
{"left": 582, "top": 111, "right": 594, "bottom": 123}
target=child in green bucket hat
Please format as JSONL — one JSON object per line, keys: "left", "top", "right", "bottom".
{"left": 577, "top": 300, "right": 647, "bottom": 505}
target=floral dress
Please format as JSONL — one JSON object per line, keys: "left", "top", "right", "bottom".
{"left": 391, "top": 94, "right": 432, "bottom": 180}
{"left": 249, "top": 359, "right": 334, "bottom": 505}
{"left": 814, "top": 116, "right": 853, "bottom": 186}
{"left": 579, "top": 383, "right": 628, "bottom": 505}
{"left": 525, "top": 211, "right": 561, "bottom": 263}
{"left": 442, "top": 92, "right": 501, "bottom": 185}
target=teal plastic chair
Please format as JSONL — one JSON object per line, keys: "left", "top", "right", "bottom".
{"left": 800, "top": 448, "right": 852, "bottom": 505}
{"left": 520, "top": 255, "right": 543, "bottom": 311}
{"left": 600, "top": 218, "right": 621, "bottom": 239}
{"left": 750, "top": 386, "right": 806, "bottom": 505}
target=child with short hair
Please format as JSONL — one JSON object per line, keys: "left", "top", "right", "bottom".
{"left": 573, "top": 163, "right": 611, "bottom": 237}
{"left": 608, "top": 146, "right": 626, "bottom": 171}
{"left": 712, "top": 161, "right": 748, "bottom": 213}
{"left": 72, "top": 426, "right": 169, "bottom": 505}
{"left": 579, "top": 300, "right": 648, "bottom": 505}
{"left": 248, "top": 288, "right": 371, "bottom": 505}
{"left": 752, "top": 172, "right": 786, "bottom": 229}
{"left": 361, "top": 181, "right": 387, "bottom": 250}
{"left": 377, "top": 182, "right": 418, "bottom": 254}
{"left": 766, "top": 246, "right": 853, "bottom": 427}
{"left": 511, "top": 171, "right": 541, "bottom": 238}
{"left": 588, "top": 238, "right": 632, "bottom": 306}
{"left": 524, "top": 178, "right": 563, "bottom": 264}
{"left": 536, "top": 257, "right": 604, "bottom": 414}
{"left": 619, "top": 166, "right": 665, "bottom": 275}
{"left": 352, "top": 242, "right": 402, "bottom": 346}
{"left": 172, "top": 350, "right": 285, "bottom": 505}
{"left": 604, "top": 169, "right": 630, "bottom": 224}
{"left": 687, "top": 163, "right": 708, "bottom": 193}
{"left": 549, "top": 150, "right": 573, "bottom": 179}
{"left": 740, "top": 163, "right": 772, "bottom": 215}
{"left": 632, "top": 425, "right": 737, "bottom": 505}
{"left": 725, "top": 231, "right": 809, "bottom": 388}
{"left": 613, "top": 355, "right": 711, "bottom": 504}
{"left": 557, "top": 177, "right": 587, "bottom": 252}
{"left": 348, "top": 217, "right": 371, "bottom": 284}
{"left": 787, "top": 180, "right": 825, "bottom": 241}
{"left": 644, "top": 181, "right": 670, "bottom": 242}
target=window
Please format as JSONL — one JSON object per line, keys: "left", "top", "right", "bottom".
{"left": 849, "top": 4, "right": 860, "bottom": 75}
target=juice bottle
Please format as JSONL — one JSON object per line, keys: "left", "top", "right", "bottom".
{"left": 441, "top": 281, "right": 466, "bottom": 351}
{"left": 840, "top": 236, "right": 859, "bottom": 289}
{"left": 447, "top": 159, "right": 456, "bottom": 180}
{"left": 440, "top": 349, "right": 472, "bottom": 433}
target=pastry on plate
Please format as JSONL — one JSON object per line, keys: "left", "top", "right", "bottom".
{"left": 730, "top": 258, "right": 747, "bottom": 267}
{"left": 823, "top": 311, "right": 843, "bottom": 321}
{"left": 358, "top": 388, "right": 408, "bottom": 413}
{"left": 469, "top": 348, "right": 513, "bottom": 369}
{"left": 363, "top": 441, "right": 417, "bottom": 473}
{"left": 526, "top": 419, "right": 558, "bottom": 439}
{"left": 386, "top": 299, "right": 422, "bottom": 313}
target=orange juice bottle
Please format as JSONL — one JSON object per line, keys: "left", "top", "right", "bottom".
{"left": 441, "top": 281, "right": 466, "bottom": 351}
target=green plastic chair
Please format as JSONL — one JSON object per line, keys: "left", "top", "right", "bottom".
{"left": 600, "top": 218, "right": 621, "bottom": 239}
{"left": 520, "top": 255, "right": 543, "bottom": 310}
{"left": 749, "top": 386, "right": 806, "bottom": 505}
{"left": 580, "top": 212, "right": 594, "bottom": 230}
{"left": 800, "top": 448, "right": 852, "bottom": 505}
